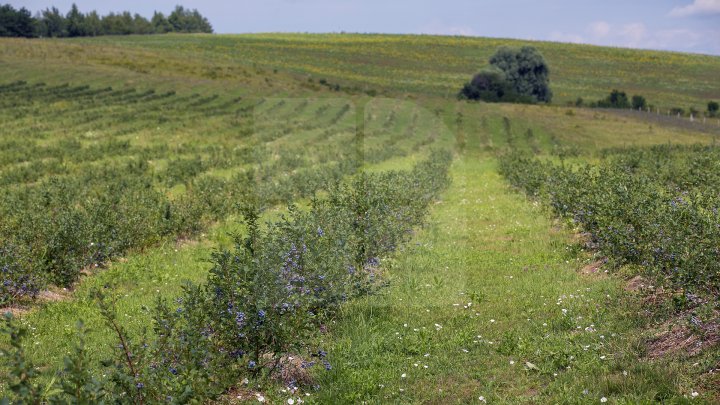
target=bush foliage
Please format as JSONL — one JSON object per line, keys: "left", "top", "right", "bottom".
{"left": 459, "top": 46, "right": 552, "bottom": 104}
{"left": 499, "top": 145, "right": 720, "bottom": 295}
{"left": 1, "top": 150, "right": 452, "bottom": 403}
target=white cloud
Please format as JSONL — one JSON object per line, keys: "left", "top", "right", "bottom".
{"left": 545, "top": 22, "right": 719, "bottom": 54}
{"left": 587, "top": 21, "right": 610, "bottom": 38}
{"left": 420, "top": 20, "right": 477, "bottom": 37}
{"left": 620, "top": 23, "right": 646, "bottom": 46}
{"left": 669, "top": 0, "right": 720, "bottom": 17}
{"left": 549, "top": 31, "right": 585, "bottom": 44}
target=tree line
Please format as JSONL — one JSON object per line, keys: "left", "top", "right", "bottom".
{"left": 0, "top": 3, "right": 212, "bottom": 38}
{"left": 575, "top": 90, "right": 718, "bottom": 118}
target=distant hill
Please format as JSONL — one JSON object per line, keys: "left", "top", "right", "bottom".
{"left": 1, "top": 33, "right": 718, "bottom": 109}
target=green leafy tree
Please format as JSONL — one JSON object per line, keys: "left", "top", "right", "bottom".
{"left": 66, "top": 3, "right": 86, "bottom": 37}
{"left": 489, "top": 46, "right": 553, "bottom": 102}
{"left": 38, "top": 7, "right": 66, "bottom": 37}
{"left": 458, "top": 66, "right": 527, "bottom": 103}
{"left": 460, "top": 46, "right": 552, "bottom": 103}
{"left": 101, "top": 11, "right": 134, "bottom": 35}
{"left": 168, "top": 5, "right": 213, "bottom": 33}
{"left": 151, "top": 11, "right": 172, "bottom": 33}
{"left": 708, "top": 101, "right": 719, "bottom": 117}
{"left": 132, "top": 13, "right": 153, "bottom": 34}
{"left": 632, "top": 95, "right": 647, "bottom": 110}
{"left": 598, "top": 89, "right": 630, "bottom": 108}
{"left": 84, "top": 11, "right": 102, "bottom": 36}
{"left": 0, "top": 4, "right": 36, "bottom": 37}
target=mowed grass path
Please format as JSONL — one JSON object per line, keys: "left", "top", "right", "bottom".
{"left": 314, "top": 148, "right": 703, "bottom": 403}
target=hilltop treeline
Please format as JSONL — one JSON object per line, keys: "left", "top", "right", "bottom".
{"left": 0, "top": 3, "right": 212, "bottom": 38}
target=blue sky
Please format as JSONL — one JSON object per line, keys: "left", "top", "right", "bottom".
{"left": 10, "top": 0, "right": 720, "bottom": 55}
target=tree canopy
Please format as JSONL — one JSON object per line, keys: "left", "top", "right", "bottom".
{"left": 460, "top": 46, "right": 553, "bottom": 104}
{"left": 0, "top": 3, "right": 213, "bottom": 38}
{"left": 0, "top": 4, "right": 35, "bottom": 37}
{"left": 708, "top": 101, "right": 719, "bottom": 117}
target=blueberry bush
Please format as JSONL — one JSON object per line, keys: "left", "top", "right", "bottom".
{"left": 0, "top": 82, "right": 438, "bottom": 306}
{"left": 1, "top": 150, "right": 452, "bottom": 403}
{"left": 499, "top": 144, "right": 720, "bottom": 295}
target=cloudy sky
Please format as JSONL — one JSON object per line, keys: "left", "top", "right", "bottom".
{"left": 10, "top": 0, "right": 720, "bottom": 55}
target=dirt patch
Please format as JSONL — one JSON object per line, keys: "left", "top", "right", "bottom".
{"left": 580, "top": 259, "right": 607, "bottom": 276}
{"left": 0, "top": 286, "right": 73, "bottom": 318}
{"left": 625, "top": 275, "right": 649, "bottom": 292}
{"left": 647, "top": 315, "right": 720, "bottom": 359}
{"left": 1, "top": 306, "right": 30, "bottom": 317}
{"left": 38, "top": 288, "right": 71, "bottom": 302}
{"left": 217, "top": 386, "right": 267, "bottom": 404}
{"left": 272, "top": 355, "right": 314, "bottom": 387}
{"left": 215, "top": 355, "right": 312, "bottom": 403}
{"left": 176, "top": 237, "right": 200, "bottom": 249}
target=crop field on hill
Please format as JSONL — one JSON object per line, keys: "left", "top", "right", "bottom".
{"left": 3, "top": 34, "right": 720, "bottom": 108}
{"left": 0, "top": 34, "right": 719, "bottom": 403}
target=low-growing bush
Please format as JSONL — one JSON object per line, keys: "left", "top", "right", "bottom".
{"left": 499, "top": 146, "right": 720, "bottom": 295}
{"left": 1, "top": 150, "right": 452, "bottom": 403}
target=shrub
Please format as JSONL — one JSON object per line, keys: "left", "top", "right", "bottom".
{"left": 632, "top": 95, "right": 647, "bottom": 110}
{"left": 1, "top": 151, "right": 453, "bottom": 403}
{"left": 708, "top": 101, "right": 719, "bottom": 117}
{"left": 0, "top": 244, "right": 43, "bottom": 307}
{"left": 499, "top": 145, "right": 720, "bottom": 295}
{"left": 597, "top": 89, "right": 630, "bottom": 109}
{"left": 670, "top": 107, "right": 685, "bottom": 116}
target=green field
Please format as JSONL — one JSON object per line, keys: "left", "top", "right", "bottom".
{"left": 1, "top": 34, "right": 719, "bottom": 403}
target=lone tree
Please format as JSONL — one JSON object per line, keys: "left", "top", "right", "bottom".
{"left": 709, "top": 101, "right": 719, "bottom": 117}
{"left": 459, "top": 66, "right": 521, "bottom": 103}
{"left": 460, "top": 46, "right": 552, "bottom": 103}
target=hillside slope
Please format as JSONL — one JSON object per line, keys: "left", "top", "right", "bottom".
{"left": 1, "top": 34, "right": 719, "bottom": 109}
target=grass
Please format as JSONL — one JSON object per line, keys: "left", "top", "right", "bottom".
{"left": 310, "top": 137, "right": 711, "bottom": 404}
{"left": 1, "top": 33, "right": 719, "bottom": 402}
{"left": 2, "top": 34, "right": 720, "bottom": 109}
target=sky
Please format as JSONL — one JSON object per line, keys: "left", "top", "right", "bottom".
{"left": 9, "top": 0, "right": 720, "bottom": 55}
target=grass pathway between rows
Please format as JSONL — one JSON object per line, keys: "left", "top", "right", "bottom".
{"left": 313, "top": 153, "right": 701, "bottom": 404}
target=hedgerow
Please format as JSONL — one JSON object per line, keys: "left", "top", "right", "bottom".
{"left": 1, "top": 150, "right": 452, "bottom": 403}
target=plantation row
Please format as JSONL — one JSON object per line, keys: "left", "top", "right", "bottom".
{"left": 0, "top": 81, "right": 446, "bottom": 306}
{"left": 1, "top": 150, "right": 453, "bottom": 403}
{"left": 499, "top": 144, "right": 720, "bottom": 295}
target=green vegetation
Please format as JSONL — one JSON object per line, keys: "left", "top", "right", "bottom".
{"left": 460, "top": 46, "right": 552, "bottom": 103}
{"left": 0, "top": 3, "right": 212, "bottom": 38}
{"left": 0, "top": 4, "right": 34, "bottom": 37}
{"left": 2, "top": 33, "right": 719, "bottom": 109}
{"left": 500, "top": 145, "right": 720, "bottom": 295}
{"left": 709, "top": 101, "right": 719, "bottom": 117}
{"left": 0, "top": 82, "right": 381, "bottom": 304}
{"left": 594, "top": 89, "right": 632, "bottom": 109}
{"left": 2, "top": 152, "right": 451, "bottom": 403}
{"left": 631, "top": 94, "right": 647, "bottom": 110}
{"left": 1, "top": 33, "right": 719, "bottom": 403}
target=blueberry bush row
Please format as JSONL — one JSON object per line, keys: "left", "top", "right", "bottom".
{"left": 1, "top": 150, "right": 452, "bottom": 403}
{"left": 499, "top": 145, "right": 720, "bottom": 295}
